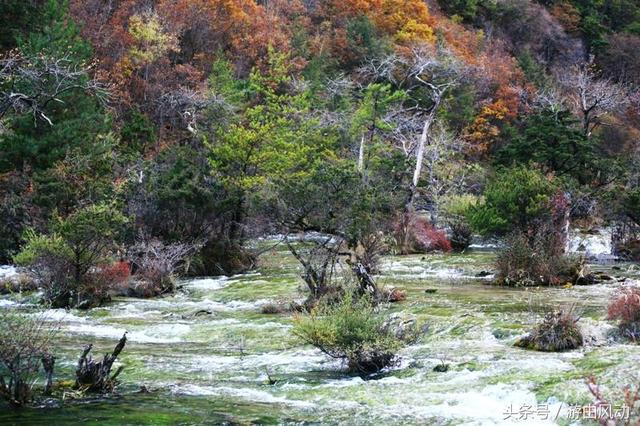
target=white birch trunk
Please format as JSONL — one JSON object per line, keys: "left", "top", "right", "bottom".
{"left": 357, "top": 133, "right": 365, "bottom": 173}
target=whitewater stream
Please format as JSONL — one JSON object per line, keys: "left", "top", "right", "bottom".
{"left": 1, "top": 239, "right": 640, "bottom": 425}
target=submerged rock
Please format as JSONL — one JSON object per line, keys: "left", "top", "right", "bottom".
{"left": 382, "top": 313, "right": 419, "bottom": 341}
{"left": 433, "top": 363, "right": 450, "bottom": 373}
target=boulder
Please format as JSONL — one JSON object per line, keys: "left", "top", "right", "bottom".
{"left": 382, "top": 313, "right": 419, "bottom": 341}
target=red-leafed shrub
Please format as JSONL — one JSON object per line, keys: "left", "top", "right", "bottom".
{"left": 607, "top": 287, "right": 640, "bottom": 340}
{"left": 99, "top": 260, "right": 131, "bottom": 285}
{"left": 395, "top": 214, "right": 451, "bottom": 254}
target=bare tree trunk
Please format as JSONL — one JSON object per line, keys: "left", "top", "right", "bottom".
{"left": 412, "top": 100, "right": 439, "bottom": 189}
{"left": 357, "top": 133, "right": 365, "bottom": 173}
{"left": 352, "top": 262, "right": 378, "bottom": 298}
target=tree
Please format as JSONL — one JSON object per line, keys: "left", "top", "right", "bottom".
{"left": 559, "top": 61, "right": 629, "bottom": 137}
{"left": 0, "top": 51, "right": 105, "bottom": 136}
{"left": 468, "top": 166, "right": 557, "bottom": 235}
{"left": 208, "top": 49, "right": 331, "bottom": 243}
{"left": 15, "top": 203, "right": 128, "bottom": 308}
{"left": 495, "top": 108, "right": 599, "bottom": 184}
{"left": 0, "top": 0, "right": 107, "bottom": 168}
{"left": 351, "top": 83, "right": 403, "bottom": 178}
{"left": 0, "top": 1, "right": 43, "bottom": 50}
{"left": 363, "top": 45, "right": 464, "bottom": 206}
{"left": 598, "top": 33, "right": 640, "bottom": 85}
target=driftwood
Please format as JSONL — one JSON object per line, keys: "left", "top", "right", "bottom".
{"left": 352, "top": 262, "right": 378, "bottom": 298}
{"left": 75, "top": 333, "right": 127, "bottom": 392}
{"left": 41, "top": 354, "right": 55, "bottom": 395}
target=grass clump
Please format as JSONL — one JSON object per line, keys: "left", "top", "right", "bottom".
{"left": 293, "top": 294, "right": 417, "bottom": 375}
{"left": 514, "top": 307, "right": 583, "bottom": 352}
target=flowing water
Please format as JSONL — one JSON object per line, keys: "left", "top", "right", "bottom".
{"left": 1, "top": 239, "right": 640, "bottom": 425}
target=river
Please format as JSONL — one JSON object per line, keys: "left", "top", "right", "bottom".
{"left": 1, "top": 240, "right": 639, "bottom": 425}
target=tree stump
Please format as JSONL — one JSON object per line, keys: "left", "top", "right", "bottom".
{"left": 75, "top": 333, "right": 127, "bottom": 392}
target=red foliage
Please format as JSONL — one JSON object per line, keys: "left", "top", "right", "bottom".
{"left": 395, "top": 214, "right": 452, "bottom": 254}
{"left": 607, "top": 287, "right": 640, "bottom": 340}
{"left": 386, "top": 288, "right": 407, "bottom": 302}
{"left": 415, "top": 220, "right": 452, "bottom": 253}
{"left": 95, "top": 260, "right": 132, "bottom": 286}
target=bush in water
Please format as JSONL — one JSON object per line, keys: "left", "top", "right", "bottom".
{"left": 0, "top": 310, "right": 56, "bottom": 407}
{"left": 128, "top": 238, "right": 199, "bottom": 296}
{"left": 394, "top": 213, "right": 451, "bottom": 254}
{"left": 14, "top": 203, "right": 128, "bottom": 309}
{"left": 440, "top": 194, "right": 478, "bottom": 252}
{"left": 293, "top": 294, "right": 418, "bottom": 375}
{"left": 515, "top": 307, "right": 583, "bottom": 352}
{"left": 495, "top": 226, "right": 576, "bottom": 287}
{"left": 607, "top": 286, "right": 640, "bottom": 341}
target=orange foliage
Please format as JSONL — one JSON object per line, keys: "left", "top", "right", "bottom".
{"left": 422, "top": 8, "right": 525, "bottom": 158}
{"left": 311, "top": 0, "right": 436, "bottom": 62}
{"left": 68, "top": 0, "right": 526, "bottom": 156}
{"left": 70, "top": 0, "right": 295, "bottom": 115}
{"left": 550, "top": 2, "right": 582, "bottom": 34}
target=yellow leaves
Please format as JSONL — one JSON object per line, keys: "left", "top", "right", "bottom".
{"left": 374, "top": 0, "right": 435, "bottom": 45}
{"left": 464, "top": 99, "right": 513, "bottom": 157}
{"left": 395, "top": 19, "right": 435, "bottom": 44}
{"left": 127, "top": 12, "right": 177, "bottom": 66}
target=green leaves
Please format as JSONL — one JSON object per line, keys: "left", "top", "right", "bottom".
{"left": 495, "top": 108, "right": 599, "bottom": 185}
{"left": 468, "top": 166, "right": 557, "bottom": 235}
{"left": 208, "top": 48, "right": 333, "bottom": 193}
{"left": 293, "top": 294, "right": 404, "bottom": 370}
{"left": 351, "top": 83, "right": 404, "bottom": 137}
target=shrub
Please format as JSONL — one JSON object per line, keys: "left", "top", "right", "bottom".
{"left": 14, "top": 203, "right": 128, "bottom": 309}
{"left": 449, "top": 221, "right": 473, "bottom": 252}
{"left": 468, "top": 166, "right": 556, "bottom": 236}
{"left": 286, "top": 236, "right": 343, "bottom": 304}
{"left": 440, "top": 194, "right": 478, "bottom": 252}
{"left": 129, "top": 238, "right": 199, "bottom": 296}
{"left": 0, "top": 274, "right": 38, "bottom": 295}
{"left": 607, "top": 287, "right": 640, "bottom": 340}
{"left": 514, "top": 308, "right": 583, "bottom": 352}
{"left": 91, "top": 260, "right": 131, "bottom": 288}
{"left": 586, "top": 376, "right": 640, "bottom": 425}
{"left": 293, "top": 295, "right": 417, "bottom": 375}
{"left": 496, "top": 227, "right": 574, "bottom": 286}
{"left": 395, "top": 213, "right": 451, "bottom": 254}
{"left": 493, "top": 187, "right": 572, "bottom": 286}
{"left": 0, "top": 311, "right": 56, "bottom": 407}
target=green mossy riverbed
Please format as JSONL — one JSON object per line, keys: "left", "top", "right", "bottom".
{"left": 1, "top": 242, "right": 640, "bottom": 425}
